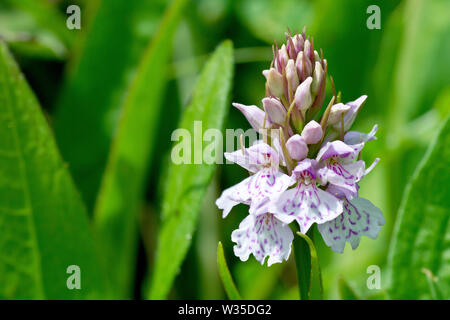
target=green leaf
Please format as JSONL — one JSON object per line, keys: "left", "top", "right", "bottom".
{"left": 294, "top": 231, "right": 323, "bottom": 300}
{"left": 92, "top": 0, "right": 188, "bottom": 298}
{"left": 0, "top": 40, "right": 107, "bottom": 299}
{"left": 338, "top": 277, "right": 359, "bottom": 300}
{"left": 217, "top": 242, "right": 242, "bottom": 300}
{"left": 147, "top": 40, "right": 234, "bottom": 299}
{"left": 53, "top": 0, "right": 169, "bottom": 209}
{"left": 0, "top": 0, "right": 73, "bottom": 60}
{"left": 387, "top": 116, "right": 450, "bottom": 299}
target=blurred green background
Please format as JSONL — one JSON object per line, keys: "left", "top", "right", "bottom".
{"left": 0, "top": 0, "right": 449, "bottom": 300}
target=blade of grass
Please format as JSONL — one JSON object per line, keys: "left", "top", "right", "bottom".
{"left": 217, "top": 242, "right": 242, "bottom": 300}
{"left": 92, "top": 0, "right": 189, "bottom": 298}
{"left": 53, "top": 0, "right": 168, "bottom": 210}
{"left": 147, "top": 40, "right": 234, "bottom": 299}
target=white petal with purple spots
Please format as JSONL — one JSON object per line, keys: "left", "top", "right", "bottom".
{"left": 270, "top": 183, "right": 343, "bottom": 234}
{"left": 216, "top": 175, "right": 252, "bottom": 218}
{"left": 318, "top": 197, "right": 385, "bottom": 253}
{"left": 232, "top": 213, "right": 293, "bottom": 266}
{"left": 248, "top": 168, "right": 295, "bottom": 216}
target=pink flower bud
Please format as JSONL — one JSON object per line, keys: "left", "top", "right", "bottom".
{"left": 296, "top": 51, "right": 312, "bottom": 82}
{"left": 327, "top": 103, "right": 351, "bottom": 125}
{"left": 294, "top": 76, "right": 313, "bottom": 111}
{"left": 286, "top": 134, "right": 308, "bottom": 161}
{"left": 266, "top": 68, "right": 284, "bottom": 98}
{"left": 262, "top": 97, "right": 286, "bottom": 125}
{"left": 285, "top": 59, "right": 299, "bottom": 91}
{"left": 311, "top": 61, "right": 324, "bottom": 95}
{"left": 301, "top": 120, "right": 323, "bottom": 144}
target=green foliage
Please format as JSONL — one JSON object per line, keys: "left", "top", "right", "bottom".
{"left": 0, "top": 40, "right": 107, "bottom": 299}
{"left": 387, "top": 116, "right": 450, "bottom": 300}
{"left": 294, "top": 231, "right": 323, "bottom": 300}
{"left": 338, "top": 277, "right": 359, "bottom": 300}
{"left": 148, "top": 40, "right": 233, "bottom": 299}
{"left": 93, "top": 0, "right": 189, "bottom": 298}
{"left": 53, "top": 0, "right": 168, "bottom": 209}
{"left": 217, "top": 242, "right": 242, "bottom": 300}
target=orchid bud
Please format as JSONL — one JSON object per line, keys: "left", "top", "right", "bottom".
{"left": 296, "top": 51, "right": 312, "bottom": 82}
{"left": 279, "top": 44, "right": 289, "bottom": 67}
{"left": 286, "top": 134, "right": 308, "bottom": 161}
{"left": 303, "top": 39, "right": 314, "bottom": 63}
{"left": 285, "top": 59, "right": 299, "bottom": 91}
{"left": 311, "top": 61, "right": 324, "bottom": 95}
{"left": 301, "top": 120, "right": 323, "bottom": 144}
{"left": 262, "top": 97, "right": 286, "bottom": 125}
{"left": 294, "top": 76, "right": 313, "bottom": 111}
{"left": 293, "top": 34, "right": 304, "bottom": 53}
{"left": 266, "top": 68, "right": 284, "bottom": 98}
{"left": 327, "top": 103, "right": 350, "bottom": 125}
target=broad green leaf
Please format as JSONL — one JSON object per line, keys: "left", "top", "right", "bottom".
{"left": 0, "top": 40, "right": 107, "bottom": 299}
{"left": 217, "top": 242, "right": 242, "bottom": 300}
{"left": 338, "top": 277, "right": 359, "bottom": 300}
{"left": 53, "top": 0, "right": 168, "bottom": 209}
{"left": 93, "top": 0, "right": 188, "bottom": 298}
{"left": 147, "top": 40, "right": 234, "bottom": 299}
{"left": 387, "top": 116, "right": 450, "bottom": 299}
{"left": 294, "top": 231, "right": 323, "bottom": 300}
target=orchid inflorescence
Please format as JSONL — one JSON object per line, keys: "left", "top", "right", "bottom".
{"left": 216, "top": 29, "right": 384, "bottom": 266}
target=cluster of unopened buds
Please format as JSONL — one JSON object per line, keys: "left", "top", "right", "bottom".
{"left": 216, "top": 30, "right": 385, "bottom": 266}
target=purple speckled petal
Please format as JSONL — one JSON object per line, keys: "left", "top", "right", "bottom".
{"left": 318, "top": 197, "right": 384, "bottom": 253}
{"left": 231, "top": 213, "right": 293, "bottom": 266}
{"left": 316, "top": 141, "right": 355, "bottom": 162}
{"left": 344, "top": 124, "right": 378, "bottom": 145}
{"left": 248, "top": 168, "right": 295, "bottom": 216}
{"left": 269, "top": 183, "right": 343, "bottom": 234}
{"left": 292, "top": 158, "right": 319, "bottom": 180}
{"left": 317, "top": 160, "right": 365, "bottom": 200}
{"left": 216, "top": 175, "right": 253, "bottom": 218}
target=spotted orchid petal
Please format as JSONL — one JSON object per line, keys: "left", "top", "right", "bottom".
{"left": 216, "top": 175, "right": 252, "bottom": 218}
{"left": 344, "top": 124, "right": 378, "bottom": 145}
{"left": 316, "top": 140, "right": 355, "bottom": 162}
{"left": 317, "top": 160, "right": 365, "bottom": 200}
{"left": 231, "top": 213, "right": 293, "bottom": 266}
{"left": 271, "top": 183, "right": 343, "bottom": 233}
{"left": 232, "top": 103, "right": 270, "bottom": 131}
{"left": 268, "top": 159, "right": 343, "bottom": 233}
{"left": 332, "top": 95, "right": 367, "bottom": 132}
{"left": 318, "top": 197, "right": 385, "bottom": 253}
{"left": 247, "top": 167, "right": 295, "bottom": 216}
{"left": 224, "top": 142, "right": 279, "bottom": 173}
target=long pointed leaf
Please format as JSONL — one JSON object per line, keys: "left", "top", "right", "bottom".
{"left": 92, "top": 0, "right": 188, "bottom": 298}
{"left": 0, "top": 40, "right": 107, "bottom": 299}
{"left": 53, "top": 0, "right": 169, "bottom": 209}
{"left": 147, "top": 40, "right": 234, "bottom": 299}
